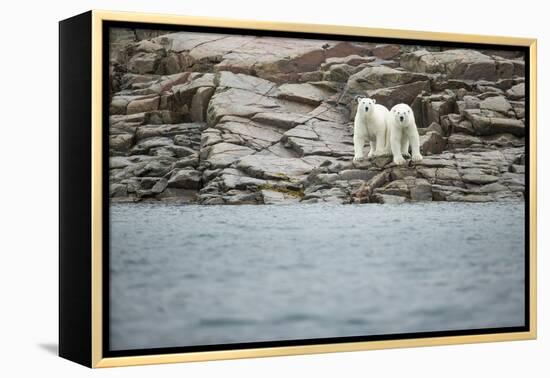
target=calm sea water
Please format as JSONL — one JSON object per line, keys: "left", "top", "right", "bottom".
{"left": 109, "top": 202, "right": 525, "bottom": 351}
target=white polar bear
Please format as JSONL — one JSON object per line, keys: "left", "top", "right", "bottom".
{"left": 353, "top": 97, "right": 390, "bottom": 161}
{"left": 387, "top": 103, "right": 423, "bottom": 165}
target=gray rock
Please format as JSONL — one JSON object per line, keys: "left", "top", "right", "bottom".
{"left": 190, "top": 86, "right": 215, "bottom": 122}
{"left": 510, "top": 164, "right": 525, "bottom": 174}
{"left": 218, "top": 169, "right": 266, "bottom": 190}
{"left": 110, "top": 96, "right": 129, "bottom": 115}
{"left": 206, "top": 88, "right": 282, "bottom": 126}
{"left": 368, "top": 81, "right": 430, "bottom": 109}
{"left": 372, "top": 44, "right": 401, "bottom": 60}
{"left": 277, "top": 83, "right": 335, "bottom": 105}
{"left": 203, "top": 142, "right": 255, "bottom": 168}
{"left": 478, "top": 182, "right": 508, "bottom": 193}
{"left": 131, "top": 136, "right": 174, "bottom": 155}
{"left": 461, "top": 172, "right": 499, "bottom": 185}
{"left": 127, "top": 52, "right": 160, "bottom": 74}
{"left": 447, "top": 133, "right": 484, "bottom": 149}
{"left": 174, "top": 154, "right": 199, "bottom": 168}
{"left": 110, "top": 183, "right": 128, "bottom": 198}
{"left": 224, "top": 190, "right": 260, "bottom": 205}
{"left": 322, "top": 54, "right": 375, "bottom": 69}
{"left": 375, "top": 179, "right": 410, "bottom": 197}
{"left": 151, "top": 178, "right": 168, "bottom": 193}
{"left": 420, "top": 131, "right": 446, "bottom": 155}
{"left": 401, "top": 49, "right": 498, "bottom": 81}
{"left": 410, "top": 179, "right": 433, "bottom": 201}
{"left": 127, "top": 96, "right": 159, "bottom": 115}
{"left": 464, "top": 110, "right": 525, "bottom": 136}
{"left": 156, "top": 188, "right": 198, "bottom": 201}
{"left": 480, "top": 95, "right": 512, "bottom": 114}
{"left": 139, "top": 177, "right": 162, "bottom": 190}
{"left": 136, "top": 123, "right": 202, "bottom": 140}
{"left": 415, "top": 93, "right": 457, "bottom": 128}
{"left": 446, "top": 193, "right": 492, "bottom": 202}
{"left": 347, "top": 66, "right": 429, "bottom": 91}
{"left": 506, "top": 83, "right": 525, "bottom": 100}
{"left": 323, "top": 63, "right": 359, "bottom": 82}
{"left": 371, "top": 193, "right": 407, "bottom": 204}
{"left": 217, "top": 120, "right": 283, "bottom": 150}
{"left": 236, "top": 155, "right": 314, "bottom": 180}
{"left": 483, "top": 133, "right": 525, "bottom": 148}
{"left": 133, "top": 157, "right": 174, "bottom": 177}
{"left": 337, "top": 169, "right": 377, "bottom": 181}
{"left": 109, "top": 34, "right": 526, "bottom": 204}
{"left": 252, "top": 112, "right": 307, "bottom": 130}
{"left": 261, "top": 189, "right": 302, "bottom": 204}
{"left": 167, "top": 168, "right": 201, "bottom": 189}
{"left": 110, "top": 133, "right": 134, "bottom": 153}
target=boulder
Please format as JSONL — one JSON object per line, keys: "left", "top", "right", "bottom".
{"left": 506, "top": 83, "right": 525, "bottom": 100}
{"left": 372, "top": 44, "right": 401, "bottom": 60}
{"left": 127, "top": 52, "right": 160, "bottom": 74}
{"left": 110, "top": 133, "right": 134, "bottom": 153}
{"left": 463, "top": 110, "right": 525, "bottom": 136}
{"left": 252, "top": 112, "right": 307, "bottom": 130}
{"left": 217, "top": 120, "right": 283, "bottom": 150}
{"left": 217, "top": 72, "right": 276, "bottom": 94}
{"left": 346, "top": 66, "right": 430, "bottom": 93}
{"left": 277, "top": 83, "right": 335, "bottom": 105}
{"left": 206, "top": 88, "right": 282, "bottom": 126}
{"left": 261, "top": 189, "right": 302, "bottom": 204}
{"left": 461, "top": 172, "right": 499, "bottom": 185}
{"left": 480, "top": 95, "right": 512, "bottom": 114}
{"left": 236, "top": 155, "right": 314, "bottom": 180}
{"left": 131, "top": 137, "right": 174, "bottom": 155}
{"left": 368, "top": 81, "right": 430, "bottom": 109}
{"left": 167, "top": 168, "right": 201, "bottom": 189}
{"left": 322, "top": 54, "right": 374, "bottom": 69}
{"left": 110, "top": 183, "right": 128, "bottom": 198}
{"left": 420, "top": 131, "right": 446, "bottom": 155}
{"left": 401, "top": 49, "right": 498, "bottom": 81}
{"left": 323, "top": 63, "right": 360, "bottom": 82}
{"left": 127, "top": 96, "right": 160, "bottom": 115}
{"left": 136, "top": 123, "right": 202, "bottom": 140}
{"left": 447, "top": 133, "right": 484, "bottom": 149}
{"left": 202, "top": 142, "right": 255, "bottom": 168}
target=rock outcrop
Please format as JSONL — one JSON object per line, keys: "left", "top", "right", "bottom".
{"left": 109, "top": 30, "right": 526, "bottom": 204}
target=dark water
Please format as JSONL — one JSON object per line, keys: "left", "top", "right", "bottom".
{"left": 109, "top": 202, "right": 525, "bottom": 351}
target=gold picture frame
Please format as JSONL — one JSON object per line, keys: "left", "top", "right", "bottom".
{"left": 59, "top": 9, "right": 537, "bottom": 368}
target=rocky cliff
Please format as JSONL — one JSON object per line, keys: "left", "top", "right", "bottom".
{"left": 108, "top": 29, "right": 526, "bottom": 204}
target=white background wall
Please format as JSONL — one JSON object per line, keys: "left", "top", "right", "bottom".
{"left": 0, "top": 0, "right": 547, "bottom": 376}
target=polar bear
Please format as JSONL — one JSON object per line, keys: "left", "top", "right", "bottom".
{"left": 387, "top": 103, "right": 423, "bottom": 165}
{"left": 353, "top": 97, "right": 390, "bottom": 161}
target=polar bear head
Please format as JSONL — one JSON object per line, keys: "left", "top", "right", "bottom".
{"left": 391, "top": 103, "right": 413, "bottom": 125}
{"left": 356, "top": 97, "right": 377, "bottom": 114}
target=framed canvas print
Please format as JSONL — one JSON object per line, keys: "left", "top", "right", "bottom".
{"left": 59, "top": 10, "right": 537, "bottom": 368}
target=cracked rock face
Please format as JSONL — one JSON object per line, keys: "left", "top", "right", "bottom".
{"left": 108, "top": 28, "right": 526, "bottom": 205}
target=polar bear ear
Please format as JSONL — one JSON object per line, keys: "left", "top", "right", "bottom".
{"left": 372, "top": 99, "right": 376, "bottom": 104}
{"left": 355, "top": 95, "right": 364, "bottom": 103}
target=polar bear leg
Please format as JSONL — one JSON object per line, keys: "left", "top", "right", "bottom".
{"left": 367, "top": 141, "right": 375, "bottom": 158}
{"left": 390, "top": 129, "right": 406, "bottom": 165}
{"left": 408, "top": 126, "right": 423, "bottom": 162}
{"left": 373, "top": 133, "right": 387, "bottom": 157}
{"left": 401, "top": 138, "right": 410, "bottom": 158}
{"left": 353, "top": 132, "right": 366, "bottom": 161}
